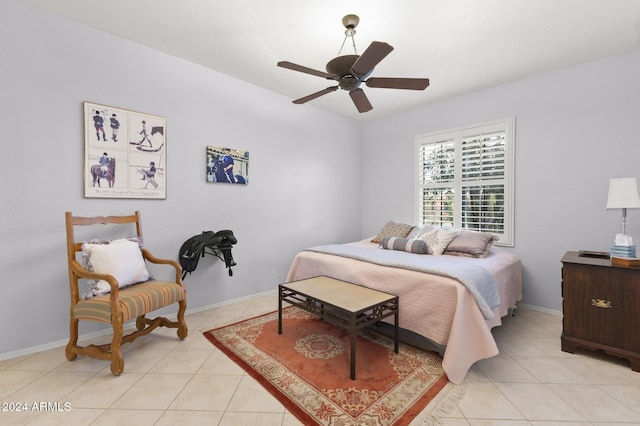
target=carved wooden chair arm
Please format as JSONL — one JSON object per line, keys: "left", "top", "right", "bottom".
{"left": 140, "top": 248, "right": 184, "bottom": 284}
{"left": 69, "top": 259, "right": 121, "bottom": 295}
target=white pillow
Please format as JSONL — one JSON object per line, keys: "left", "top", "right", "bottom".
{"left": 82, "top": 238, "right": 150, "bottom": 295}
{"left": 418, "top": 229, "right": 459, "bottom": 255}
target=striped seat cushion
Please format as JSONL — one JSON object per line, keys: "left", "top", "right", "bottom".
{"left": 74, "top": 281, "right": 185, "bottom": 323}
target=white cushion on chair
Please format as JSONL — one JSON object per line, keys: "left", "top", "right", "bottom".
{"left": 83, "top": 238, "right": 150, "bottom": 295}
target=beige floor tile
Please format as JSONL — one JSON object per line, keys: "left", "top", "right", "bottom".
{"left": 493, "top": 334, "right": 548, "bottom": 357}
{"left": 176, "top": 332, "right": 220, "bottom": 349}
{"left": 110, "top": 373, "right": 191, "bottom": 410}
{"left": 63, "top": 373, "right": 143, "bottom": 408}
{"left": 9, "top": 371, "right": 94, "bottom": 402}
{"left": 126, "top": 332, "right": 182, "bottom": 351}
{"left": 242, "top": 294, "right": 278, "bottom": 317}
{"left": 184, "top": 310, "right": 214, "bottom": 329}
{"left": 225, "top": 375, "right": 285, "bottom": 413}
{"left": 9, "top": 349, "right": 67, "bottom": 372}
{"left": 513, "top": 356, "right": 590, "bottom": 384}
{"left": 463, "top": 364, "right": 490, "bottom": 382}
{"left": 619, "top": 367, "right": 640, "bottom": 386}
{"left": 107, "top": 347, "right": 172, "bottom": 374}
{"left": 474, "top": 355, "right": 537, "bottom": 383}
{"left": 527, "top": 336, "right": 575, "bottom": 358}
{"left": 156, "top": 410, "right": 224, "bottom": 425}
{"left": 148, "top": 347, "right": 212, "bottom": 374}
{"left": 198, "top": 307, "right": 249, "bottom": 331}
{"left": 435, "top": 419, "right": 472, "bottom": 425}
{"left": 218, "top": 411, "right": 285, "bottom": 426}
{"left": 494, "top": 382, "right": 586, "bottom": 421}
{"left": 0, "top": 370, "right": 47, "bottom": 400}
{"left": 169, "top": 374, "right": 242, "bottom": 411}
{"left": 53, "top": 354, "right": 113, "bottom": 373}
{"left": 0, "top": 407, "right": 43, "bottom": 425}
{"left": 27, "top": 408, "right": 103, "bottom": 425}
{"left": 457, "top": 382, "right": 524, "bottom": 420}
{"left": 558, "top": 356, "right": 639, "bottom": 385}
{"left": 90, "top": 409, "right": 164, "bottom": 425}
{"left": 597, "top": 384, "right": 640, "bottom": 412}
{"left": 213, "top": 300, "right": 253, "bottom": 317}
{"left": 0, "top": 354, "right": 32, "bottom": 370}
{"left": 548, "top": 383, "right": 640, "bottom": 423}
{"left": 197, "top": 349, "right": 245, "bottom": 375}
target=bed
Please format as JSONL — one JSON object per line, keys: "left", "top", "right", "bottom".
{"left": 285, "top": 226, "right": 522, "bottom": 384}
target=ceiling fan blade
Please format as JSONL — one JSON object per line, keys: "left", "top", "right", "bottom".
{"left": 350, "top": 41, "right": 394, "bottom": 78}
{"left": 365, "top": 77, "right": 430, "bottom": 90}
{"left": 277, "top": 61, "right": 334, "bottom": 79}
{"left": 292, "top": 86, "right": 339, "bottom": 104}
{"left": 349, "top": 88, "right": 373, "bottom": 113}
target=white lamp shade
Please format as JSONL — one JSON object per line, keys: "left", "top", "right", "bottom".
{"left": 606, "top": 177, "right": 640, "bottom": 209}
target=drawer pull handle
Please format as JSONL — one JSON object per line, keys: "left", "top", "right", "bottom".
{"left": 591, "top": 299, "right": 612, "bottom": 309}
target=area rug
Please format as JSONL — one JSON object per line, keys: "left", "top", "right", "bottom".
{"left": 203, "top": 306, "right": 455, "bottom": 425}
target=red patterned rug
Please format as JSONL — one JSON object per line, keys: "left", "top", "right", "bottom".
{"left": 203, "top": 306, "right": 450, "bottom": 425}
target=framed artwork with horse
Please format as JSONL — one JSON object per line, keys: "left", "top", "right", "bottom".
{"left": 206, "top": 146, "right": 249, "bottom": 185}
{"left": 84, "top": 101, "right": 167, "bottom": 199}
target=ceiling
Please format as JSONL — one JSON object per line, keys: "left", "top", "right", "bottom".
{"left": 21, "top": 0, "right": 640, "bottom": 121}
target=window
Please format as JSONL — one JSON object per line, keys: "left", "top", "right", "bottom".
{"left": 415, "top": 117, "right": 515, "bottom": 246}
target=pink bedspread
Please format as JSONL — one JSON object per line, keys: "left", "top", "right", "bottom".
{"left": 285, "top": 239, "right": 523, "bottom": 384}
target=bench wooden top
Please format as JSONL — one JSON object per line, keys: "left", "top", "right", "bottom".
{"left": 280, "top": 276, "right": 397, "bottom": 313}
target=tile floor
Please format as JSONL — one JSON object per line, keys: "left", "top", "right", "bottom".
{"left": 1, "top": 294, "right": 640, "bottom": 425}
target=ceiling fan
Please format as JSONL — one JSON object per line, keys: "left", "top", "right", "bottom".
{"left": 277, "top": 14, "right": 430, "bottom": 113}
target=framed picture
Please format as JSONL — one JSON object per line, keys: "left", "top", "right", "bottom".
{"left": 207, "top": 146, "right": 249, "bottom": 184}
{"left": 84, "top": 101, "right": 167, "bottom": 199}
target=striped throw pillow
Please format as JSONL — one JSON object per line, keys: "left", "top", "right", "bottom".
{"left": 380, "top": 237, "right": 428, "bottom": 254}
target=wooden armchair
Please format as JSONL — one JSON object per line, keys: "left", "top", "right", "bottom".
{"left": 65, "top": 211, "right": 187, "bottom": 375}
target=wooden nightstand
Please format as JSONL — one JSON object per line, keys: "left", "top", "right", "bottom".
{"left": 561, "top": 251, "right": 640, "bottom": 371}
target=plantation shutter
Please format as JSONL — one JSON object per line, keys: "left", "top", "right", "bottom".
{"left": 415, "top": 118, "right": 514, "bottom": 246}
{"left": 417, "top": 135, "right": 456, "bottom": 227}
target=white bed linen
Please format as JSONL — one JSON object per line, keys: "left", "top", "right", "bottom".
{"left": 285, "top": 239, "right": 523, "bottom": 384}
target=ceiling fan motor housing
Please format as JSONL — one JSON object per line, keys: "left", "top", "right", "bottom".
{"left": 326, "top": 54, "right": 371, "bottom": 91}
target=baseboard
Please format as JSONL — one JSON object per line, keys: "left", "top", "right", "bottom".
{"left": 517, "top": 302, "right": 562, "bottom": 317}
{"left": 0, "top": 289, "right": 277, "bottom": 362}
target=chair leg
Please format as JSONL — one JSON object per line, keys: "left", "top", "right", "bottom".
{"left": 110, "top": 320, "right": 125, "bottom": 376}
{"left": 65, "top": 318, "right": 79, "bottom": 361}
{"left": 177, "top": 299, "right": 188, "bottom": 339}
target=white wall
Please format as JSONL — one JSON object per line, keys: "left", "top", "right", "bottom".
{"left": 360, "top": 47, "right": 640, "bottom": 311}
{"left": 0, "top": 0, "right": 362, "bottom": 356}
{"left": 4, "top": 0, "right": 640, "bottom": 359}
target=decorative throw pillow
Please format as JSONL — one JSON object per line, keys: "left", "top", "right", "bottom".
{"left": 444, "top": 231, "right": 498, "bottom": 258}
{"left": 418, "top": 229, "right": 459, "bottom": 255}
{"left": 406, "top": 224, "right": 436, "bottom": 239}
{"left": 371, "top": 221, "right": 415, "bottom": 244}
{"left": 82, "top": 238, "right": 150, "bottom": 296}
{"left": 380, "top": 237, "right": 428, "bottom": 254}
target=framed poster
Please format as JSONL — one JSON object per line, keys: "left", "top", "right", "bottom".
{"left": 84, "top": 101, "right": 167, "bottom": 199}
{"left": 206, "top": 146, "right": 249, "bottom": 184}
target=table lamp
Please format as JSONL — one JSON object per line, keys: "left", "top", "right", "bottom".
{"left": 606, "top": 177, "right": 640, "bottom": 237}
